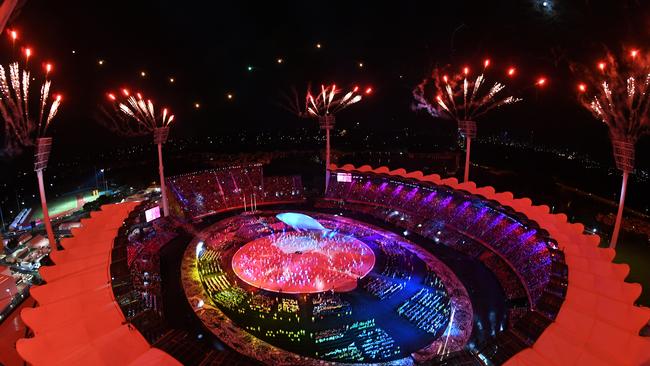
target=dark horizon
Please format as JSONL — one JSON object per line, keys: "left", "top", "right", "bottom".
{"left": 1, "top": 1, "right": 649, "bottom": 155}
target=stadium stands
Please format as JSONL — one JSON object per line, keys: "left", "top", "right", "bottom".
{"left": 167, "top": 164, "right": 305, "bottom": 220}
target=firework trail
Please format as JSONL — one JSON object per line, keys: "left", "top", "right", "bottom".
{"left": 102, "top": 88, "right": 175, "bottom": 136}
{"left": 412, "top": 61, "right": 522, "bottom": 121}
{"left": 0, "top": 62, "right": 62, "bottom": 156}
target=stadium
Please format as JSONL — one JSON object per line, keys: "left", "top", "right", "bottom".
{"left": 2, "top": 2, "right": 650, "bottom": 366}
{"left": 14, "top": 162, "right": 650, "bottom": 366}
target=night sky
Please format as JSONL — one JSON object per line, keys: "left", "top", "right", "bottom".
{"left": 3, "top": 0, "right": 650, "bottom": 158}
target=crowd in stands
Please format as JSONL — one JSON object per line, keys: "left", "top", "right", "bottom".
{"left": 112, "top": 202, "right": 177, "bottom": 323}
{"left": 110, "top": 202, "right": 262, "bottom": 365}
{"left": 167, "top": 164, "right": 305, "bottom": 219}
{"left": 375, "top": 238, "right": 415, "bottom": 280}
{"left": 323, "top": 173, "right": 566, "bottom": 316}
{"left": 479, "top": 252, "right": 528, "bottom": 301}
{"left": 322, "top": 172, "right": 570, "bottom": 361}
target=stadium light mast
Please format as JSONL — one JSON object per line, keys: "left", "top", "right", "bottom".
{"left": 34, "top": 138, "right": 56, "bottom": 249}
{"left": 319, "top": 115, "right": 335, "bottom": 191}
{"left": 413, "top": 60, "right": 532, "bottom": 183}
{"left": 300, "top": 84, "right": 366, "bottom": 192}
{"left": 102, "top": 90, "right": 175, "bottom": 216}
{"left": 576, "top": 49, "right": 650, "bottom": 248}
{"left": 0, "top": 58, "right": 63, "bottom": 250}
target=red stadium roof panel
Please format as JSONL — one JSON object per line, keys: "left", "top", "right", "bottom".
{"left": 16, "top": 202, "right": 181, "bottom": 366}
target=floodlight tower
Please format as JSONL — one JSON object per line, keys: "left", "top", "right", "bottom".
{"left": 577, "top": 50, "right": 650, "bottom": 248}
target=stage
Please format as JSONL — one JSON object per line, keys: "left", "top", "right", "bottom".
{"left": 232, "top": 231, "right": 375, "bottom": 293}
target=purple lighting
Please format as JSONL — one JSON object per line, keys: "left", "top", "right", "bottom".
{"left": 439, "top": 196, "right": 453, "bottom": 209}
{"left": 406, "top": 187, "right": 418, "bottom": 201}
{"left": 519, "top": 229, "right": 537, "bottom": 244}
{"left": 424, "top": 191, "right": 437, "bottom": 203}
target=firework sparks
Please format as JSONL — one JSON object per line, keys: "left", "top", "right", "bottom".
{"left": 102, "top": 87, "right": 175, "bottom": 136}
{"left": 301, "top": 84, "right": 365, "bottom": 118}
{"left": 576, "top": 51, "right": 650, "bottom": 142}
{"left": 413, "top": 61, "right": 522, "bottom": 121}
{"left": 0, "top": 61, "right": 62, "bottom": 155}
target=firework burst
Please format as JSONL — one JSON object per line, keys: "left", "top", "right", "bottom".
{"left": 0, "top": 61, "right": 62, "bottom": 156}
{"left": 576, "top": 51, "right": 650, "bottom": 144}
{"left": 304, "top": 84, "right": 366, "bottom": 118}
{"left": 413, "top": 60, "right": 534, "bottom": 183}
{"left": 413, "top": 61, "right": 522, "bottom": 121}
{"left": 102, "top": 88, "right": 175, "bottom": 136}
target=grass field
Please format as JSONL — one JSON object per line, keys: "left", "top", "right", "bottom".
{"left": 27, "top": 190, "right": 100, "bottom": 222}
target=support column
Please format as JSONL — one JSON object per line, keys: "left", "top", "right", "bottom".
{"left": 36, "top": 170, "right": 55, "bottom": 250}
{"left": 153, "top": 127, "right": 170, "bottom": 217}
{"left": 610, "top": 137, "right": 635, "bottom": 249}
{"left": 319, "top": 115, "right": 336, "bottom": 194}
{"left": 458, "top": 120, "right": 477, "bottom": 183}
{"left": 610, "top": 171, "right": 628, "bottom": 248}
{"left": 464, "top": 136, "right": 471, "bottom": 183}
{"left": 157, "top": 142, "right": 169, "bottom": 217}
{"left": 34, "top": 137, "right": 56, "bottom": 250}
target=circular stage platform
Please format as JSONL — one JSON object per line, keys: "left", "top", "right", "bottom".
{"left": 232, "top": 231, "right": 375, "bottom": 293}
{"left": 182, "top": 211, "right": 473, "bottom": 365}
